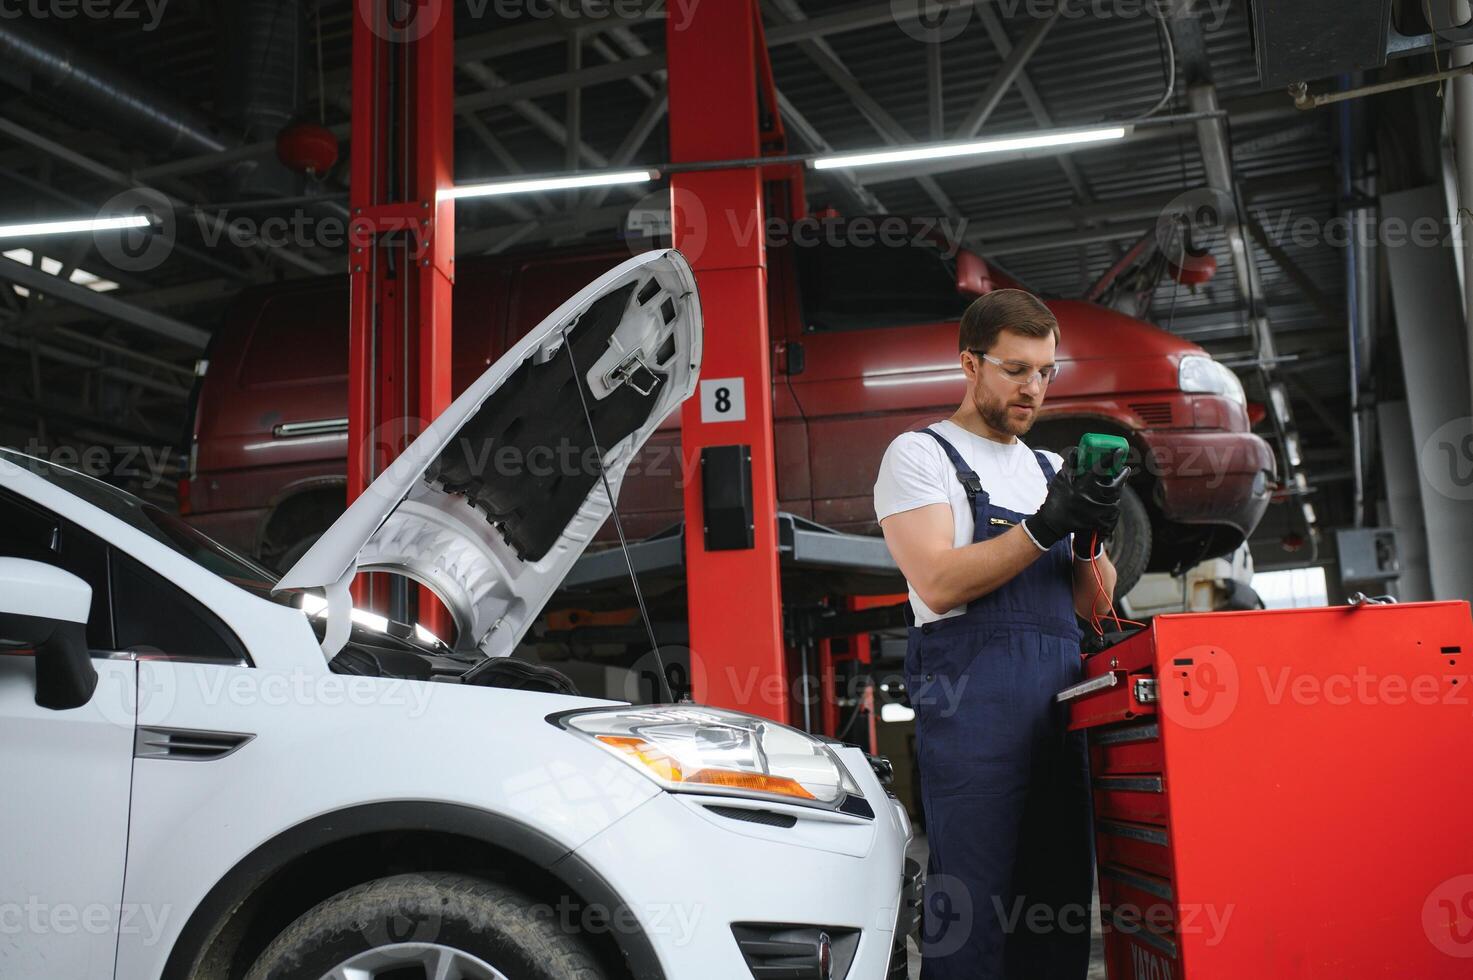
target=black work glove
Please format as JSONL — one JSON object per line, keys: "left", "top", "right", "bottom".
{"left": 1022, "top": 447, "right": 1131, "bottom": 553}
{"left": 1070, "top": 446, "right": 1133, "bottom": 559}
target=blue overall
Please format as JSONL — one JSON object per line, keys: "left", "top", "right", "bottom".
{"left": 906, "top": 428, "right": 1094, "bottom": 979}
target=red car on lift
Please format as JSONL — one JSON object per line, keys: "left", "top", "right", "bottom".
{"left": 181, "top": 235, "right": 1275, "bottom": 597}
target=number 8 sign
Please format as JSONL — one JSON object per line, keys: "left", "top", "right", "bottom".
{"left": 699, "top": 378, "right": 747, "bottom": 423}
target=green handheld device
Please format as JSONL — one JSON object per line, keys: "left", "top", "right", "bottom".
{"left": 1074, "top": 432, "right": 1129, "bottom": 478}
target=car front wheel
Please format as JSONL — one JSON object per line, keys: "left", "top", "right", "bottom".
{"left": 1104, "top": 483, "right": 1151, "bottom": 600}
{"left": 244, "top": 872, "right": 608, "bottom": 980}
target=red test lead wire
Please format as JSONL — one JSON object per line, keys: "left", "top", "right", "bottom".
{"left": 1086, "top": 531, "right": 1145, "bottom": 637}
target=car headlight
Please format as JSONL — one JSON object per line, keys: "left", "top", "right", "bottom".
{"left": 1178, "top": 354, "right": 1245, "bottom": 406}
{"left": 553, "top": 705, "right": 865, "bottom": 811}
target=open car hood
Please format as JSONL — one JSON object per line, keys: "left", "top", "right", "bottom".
{"left": 275, "top": 249, "right": 702, "bottom": 662}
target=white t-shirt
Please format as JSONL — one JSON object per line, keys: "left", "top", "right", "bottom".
{"left": 874, "top": 419, "right": 1064, "bottom": 625}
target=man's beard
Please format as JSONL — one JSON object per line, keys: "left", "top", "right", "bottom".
{"left": 977, "top": 386, "right": 1036, "bottom": 437}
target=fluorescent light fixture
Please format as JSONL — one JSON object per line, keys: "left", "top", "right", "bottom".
{"left": 1284, "top": 431, "right": 1303, "bottom": 468}
{"left": 812, "top": 126, "right": 1129, "bottom": 171}
{"left": 1301, "top": 502, "right": 1317, "bottom": 526}
{"left": 1268, "top": 382, "right": 1291, "bottom": 424}
{"left": 0, "top": 214, "right": 152, "bottom": 240}
{"left": 446, "top": 169, "right": 658, "bottom": 200}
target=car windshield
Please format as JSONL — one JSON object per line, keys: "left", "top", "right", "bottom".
{"left": 0, "top": 447, "right": 285, "bottom": 603}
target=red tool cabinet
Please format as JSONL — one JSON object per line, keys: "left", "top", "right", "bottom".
{"left": 1060, "top": 600, "right": 1473, "bottom": 978}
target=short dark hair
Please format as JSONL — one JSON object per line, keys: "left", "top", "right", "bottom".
{"left": 958, "top": 288, "right": 1060, "bottom": 353}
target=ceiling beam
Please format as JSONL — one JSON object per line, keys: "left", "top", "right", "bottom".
{"left": 0, "top": 116, "right": 329, "bottom": 276}
{"left": 0, "top": 254, "right": 210, "bottom": 349}
{"left": 953, "top": 6, "right": 1060, "bottom": 140}
{"left": 764, "top": 0, "right": 962, "bottom": 221}
{"left": 16, "top": 276, "right": 242, "bottom": 329}
{"left": 457, "top": 61, "right": 610, "bottom": 169}
{"left": 1243, "top": 209, "right": 1342, "bottom": 323}
{"left": 972, "top": 2, "right": 1124, "bottom": 267}
{"left": 583, "top": 89, "right": 670, "bottom": 209}
{"left": 775, "top": 90, "right": 887, "bottom": 214}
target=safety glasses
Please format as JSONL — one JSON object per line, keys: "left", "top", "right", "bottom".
{"left": 970, "top": 351, "right": 1062, "bottom": 387}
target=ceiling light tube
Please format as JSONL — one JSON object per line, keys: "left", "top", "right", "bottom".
{"left": 1284, "top": 431, "right": 1303, "bottom": 468}
{"left": 812, "top": 125, "right": 1130, "bottom": 170}
{"left": 446, "top": 169, "right": 659, "bottom": 200}
{"left": 0, "top": 215, "right": 153, "bottom": 240}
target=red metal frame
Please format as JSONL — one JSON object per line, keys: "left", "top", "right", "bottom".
{"left": 668, "top": 0, "right": 789, "bottom": 723}
{"left": 347, "top": 0, "right": 455, "bottom": 631}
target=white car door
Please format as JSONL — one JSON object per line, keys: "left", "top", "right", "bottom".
{"left": 0, "top": 486, "right": 137, "bottom": 980}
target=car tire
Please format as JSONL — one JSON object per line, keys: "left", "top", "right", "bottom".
{"left": 1105, "top": 484, "right": 1151, "bottom": 600}
{"left": 274, "top": 532, "right": 321, "bottom": 574}
{"left": 243, "top": 872, "right": 609, "bottom": 980}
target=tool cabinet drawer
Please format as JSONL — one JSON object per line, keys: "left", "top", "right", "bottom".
{"left": 1090, "top": 722, "right": 1163, "bottom": 773}
{"left": 1103, "top": 916, "right": 1182, "bottom": 980}
{"left": 1099, "top": 864, "right": 1178, "bottom": 934}
{"left": 1095, "top": 818, "right": 1174, "bottom": 878}
{"left": 1061, "top": 670, "right": 1158, "bottom": 730}
{"left": 1092, "top": 774, "right": 1169, "bottom": 823}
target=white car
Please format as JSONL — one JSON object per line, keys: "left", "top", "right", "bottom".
{"left": 0, "top": 250, "right": 915, "bottom": 980}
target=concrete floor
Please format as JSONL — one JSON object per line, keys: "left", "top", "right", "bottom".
{"left": 904, "top": 835, "right": 1108, "bottom": 980}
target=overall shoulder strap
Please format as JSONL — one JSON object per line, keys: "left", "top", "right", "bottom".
{"left": 918, "top": 428, "right": 983, "bottom": 499}
{"left": 1032, "top": 448, "right": 1058, "bottom": 482}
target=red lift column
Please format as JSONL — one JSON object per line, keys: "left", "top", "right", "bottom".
{"left": 347, "top": 1, "right": 455, "bottom": 631}
{"left": 667, "top": 2, "right": 788, "bottom": 724}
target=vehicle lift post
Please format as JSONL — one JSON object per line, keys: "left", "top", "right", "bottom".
{"left": 667, "top": 0, "right": 791, "bottom": 723}
{"left": 346, "top": 0, "right": 455, "bottom": 633}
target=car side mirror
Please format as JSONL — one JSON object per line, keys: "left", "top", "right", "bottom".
{"left": 0, "top": 558, "right": 97, "bottom": 710}
{"left": 954, "top": 249, "right": 994, "bottom": 297}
